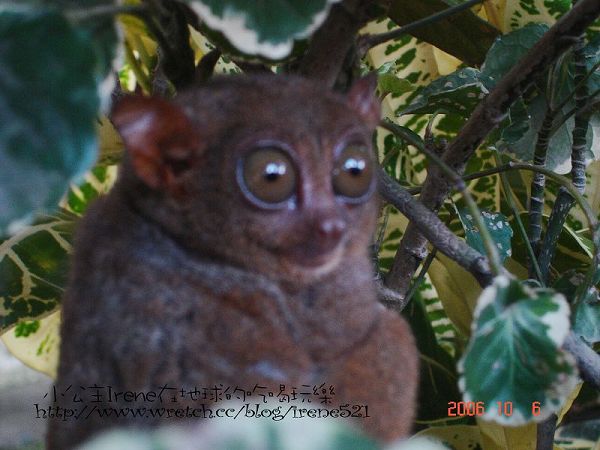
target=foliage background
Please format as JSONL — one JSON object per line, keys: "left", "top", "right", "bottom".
{"left": 0, "top": 0, "right": 599, "bottom": 448}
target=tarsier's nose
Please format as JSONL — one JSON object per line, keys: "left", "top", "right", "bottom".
{"left": 316, "top": 217, "right": 347, "bottom": 241}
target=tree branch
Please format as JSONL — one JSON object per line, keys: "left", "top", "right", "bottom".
{"left": 378, "top": 168, "right": 493, "bottom": 287}
{"left": 386, "top": 0, "right": 600, "bottom": 296}
{"left": 528, "top": 108, "right": 556, "bottom": 260}
{"left": 536, "top": 414, "right": 557, "bottom": 450}
{"left": 297, "top": 0, "right": 370, "bottom": 87}
{"left": 538, "top": 33, "right": 591, "bottom": 283}
{"left": 564, "top": 333, "right": 600, "bottom": 390}
{"left": 376, "top": 277, "right": 410, "bottom": 311}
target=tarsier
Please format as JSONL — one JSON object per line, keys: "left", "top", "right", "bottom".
{"left": 48, "top": 74, "right": 418, "bottom": 449}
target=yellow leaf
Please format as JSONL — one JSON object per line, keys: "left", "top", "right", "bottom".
{"left": 2, "top": 310, "right": 61, "bottom": 379}
{"left": 477, "top": 418, "right": 537, "bottom": 450}
{"left": 556, "top": 382, "right": 582, "bottom": 426}
{"left": 483, "top": 0, "right": 506, "bottom": 31}
{"left": 432, "top": 48, "right": 462, "bottom": 76}
{"left": 97, "top": 115, "right": 123, "bottom": 167}
{"left": 428, "top": 253, "right": 481, "bottom": 336}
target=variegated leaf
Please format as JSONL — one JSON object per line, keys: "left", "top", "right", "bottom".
{"left": 0, "top": 166, "right": 116, "bottom": 336}
{"left": 1, "top": 310, "right": 60, "bottom": 378}
{"left": 400, "top": 68, "right": 489, "bottom": 117}
{"left": 459, "top": 276, "right": 578, "bottom": 425}
{"left": 0, "top": 211, "right": 75, "bottom": 332}
{"left": 457, "top": 209, "right": 513, "bottom": 263}
{"left": 188, "top": 0, "right": 341, "bottom": 59}
{"left": 503, "top": 0, "right": 571, "bottom": 30}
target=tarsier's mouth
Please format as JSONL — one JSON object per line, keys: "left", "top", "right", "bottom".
{"left": 283, "top": 237, "right": 346, "bottom": 270}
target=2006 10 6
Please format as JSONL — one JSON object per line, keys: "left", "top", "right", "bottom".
{"left": 448, "top": 401, "right": 542, "bottom": 417}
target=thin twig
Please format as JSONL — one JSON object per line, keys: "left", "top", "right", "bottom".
{"left": 406, "top": 164, "right": 515, "bottom": 195}
{"left": 552, "top": 89, "right": 600, "bottom": 131}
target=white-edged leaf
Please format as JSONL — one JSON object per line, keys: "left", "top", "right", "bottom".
{"left": 188, "top": 0, "right": 341, "bottom": 59}
{"left": 458, "top": 275, "right": 579, "bottom": 425}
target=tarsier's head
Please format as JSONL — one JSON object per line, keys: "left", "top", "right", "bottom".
{"left": 112, "top": 75, "right": 381, "bottom": 283}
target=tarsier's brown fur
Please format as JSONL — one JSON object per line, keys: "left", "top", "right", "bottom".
{"left": 48, "top": 75, "right": 418, "bottom": 449}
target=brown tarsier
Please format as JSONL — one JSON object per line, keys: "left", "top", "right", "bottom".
{"left": 48, "top": 75, "right": 418, "bottom": 449}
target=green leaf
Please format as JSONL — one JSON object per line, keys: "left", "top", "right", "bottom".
{"left": 0, "top": 10, "right": 100, "bottom": 235}
{"left": 498, "top": 98, "right": 531, "bottom": 148}
{"left": 377, "top": 63, "right": 415, "bottom": 98}
{"left": 573, "top": 288, "right": 600, "bottom": 345}
{"left": 457, "top": 209, "right": 513, "bottom": 263}
{"left": 188, "top": 0, "right": 341, "bottom": 59}
{"left": 0, "top": 163, "right": 114, "bottom": 335}
{"left": 387, "top": 0, "right": 500, "bottom": 66}
{"left": 511, "top": 212, "right": 593, "bottom": 277}
{"left": 0, "top": 211, "right": 76, "bottom": 332}
{"left": 459, "top": 276, "right": 578, "bottom": 425}
{"left": 464, "top": 148, "right": 502, "bottom": 212}
{"left": 481, "top": 23, "right": 549, "bottom": 88}
{"left": 49, "top": 0, "right": 121, "bottom": 86}
{"left": 399, "top": 68, "right": 489, "bottom": 117}
{"left": 552, "top": 269, "right": 585, "bottom": 299}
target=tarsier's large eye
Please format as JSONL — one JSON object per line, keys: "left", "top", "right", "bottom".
{"left": 239, "top": 147, "right": 297, "bottom": 207}
{"left": 332, "top": 144, "right": 374, "bottom": 201}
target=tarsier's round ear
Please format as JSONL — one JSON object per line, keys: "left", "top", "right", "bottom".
{"left": 111, "top": 95, "right": 201, "bottom": 193}
{"left": 346, "top": 73, "right": 381, "bottom": 129}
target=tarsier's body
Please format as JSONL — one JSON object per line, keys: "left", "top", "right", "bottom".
{"left": 48, "top": 75, "right": 418, "bottom": 449}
